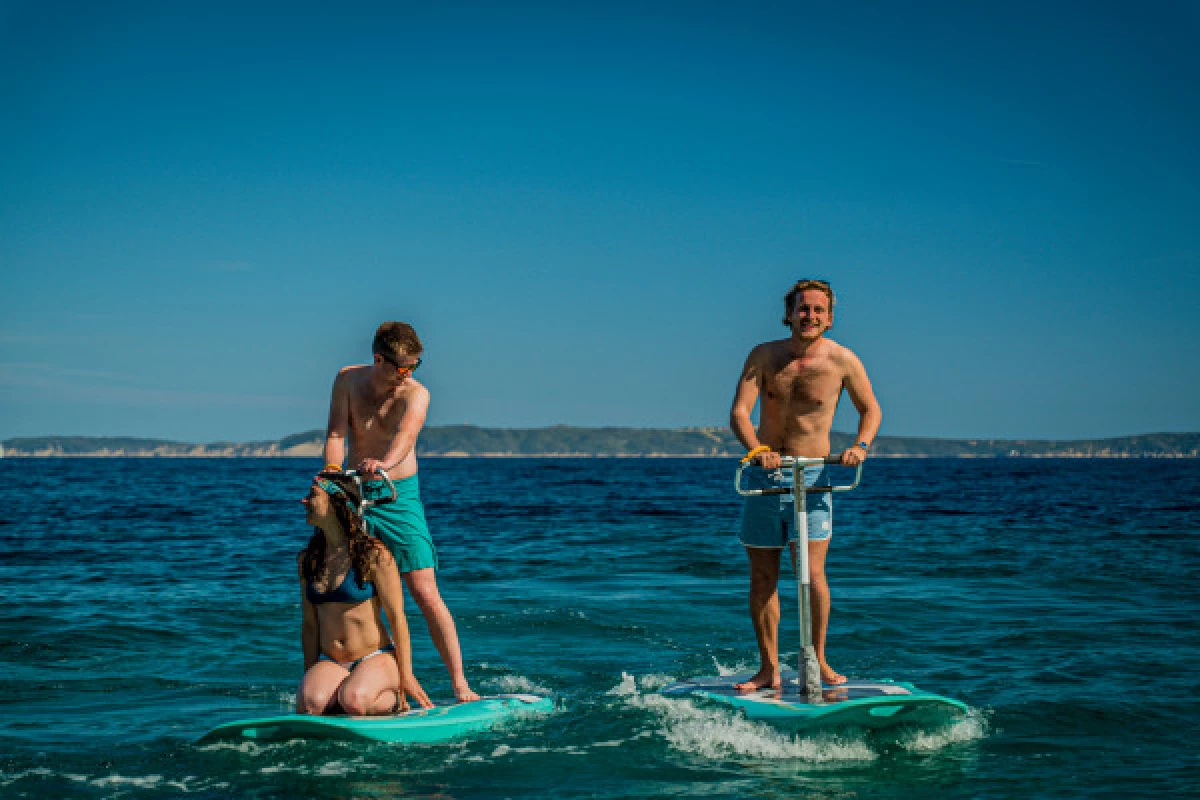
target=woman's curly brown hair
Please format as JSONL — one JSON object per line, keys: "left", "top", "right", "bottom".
{"left": 300, "top": 476, "right": 380, "bottom": 592}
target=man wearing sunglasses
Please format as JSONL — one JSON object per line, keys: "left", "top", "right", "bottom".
{"left": 730, "top": 279, "right": 882, "bottom": 691}
{"left": 323, "top": 321, "right": 479, "bottom": 703}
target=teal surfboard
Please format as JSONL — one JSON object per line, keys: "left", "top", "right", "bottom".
{"left": 198, "top": 694, "right": 553, "bottom": 744}
{"left": 662, "top": 674, "right": 967, "bottom": 731}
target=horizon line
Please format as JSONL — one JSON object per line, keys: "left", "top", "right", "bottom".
{"left": 3, "top": 427, "right": 1198, "bottom": 445}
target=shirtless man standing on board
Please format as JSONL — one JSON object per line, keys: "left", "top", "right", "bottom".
{"left": 730, "top": 279, "right": 882, "bottom": 689}
{"left": 323, "top": 321, "right": 479, "bottom": 702}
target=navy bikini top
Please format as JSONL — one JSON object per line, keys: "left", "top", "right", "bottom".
{"left": 306, "top": 564, "right": 376, "bottom": 605}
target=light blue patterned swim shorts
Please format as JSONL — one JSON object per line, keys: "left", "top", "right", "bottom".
{"left": 739, "top": 465, "right": 833, "bottom": 547}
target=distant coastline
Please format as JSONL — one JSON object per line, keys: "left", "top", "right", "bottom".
{"left": 2, "top": 427, "right": 1197, "bottom": 458}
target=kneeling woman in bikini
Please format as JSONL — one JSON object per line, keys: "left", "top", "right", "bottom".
{"left": 297, "top": 472, "right": 433, "bottom": 715}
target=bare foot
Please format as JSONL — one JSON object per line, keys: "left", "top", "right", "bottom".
{"left": 820, "top": 663, "right": 846, "bottom": 685}
{"left": 454, "top": 683, "right": 481, "bottom": 703}
{"left": 734, "top": 669, "right": 781, "bottom": 691}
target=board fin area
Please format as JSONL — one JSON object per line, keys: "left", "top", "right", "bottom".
{"left": 198, "top": 694, "right": 553, "bottom": 744}
{"left": 662, "top": 673, "right": 967, "bottom": 731}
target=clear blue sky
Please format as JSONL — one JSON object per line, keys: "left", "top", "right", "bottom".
{"left": 3, "top": 1, "right": 1198, "bottom": 442}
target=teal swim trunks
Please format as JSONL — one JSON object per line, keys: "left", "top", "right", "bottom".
{"left": 362, "top": 474, "right": 439, "bottom": 574}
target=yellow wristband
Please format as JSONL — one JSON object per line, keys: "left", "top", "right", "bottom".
{"left": 741, "top": 445, "right": 772, "bottom": 463}
{"left": 323, "top": 463, "right": 342, "bottom": 472}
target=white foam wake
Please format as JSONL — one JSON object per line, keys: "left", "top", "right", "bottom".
{"left": 711, "top": 656, "right": 754, "bottom": 677}
{"left": 897, "top": 707, "right": 988, "bottom": 751}
{"left": 483, "top": 674, "right": 553, "bottom": 695}
{"left": 610, "top": 672, "right": 876, "bottom": 763}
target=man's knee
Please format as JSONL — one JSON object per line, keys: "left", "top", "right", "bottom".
{"left": 748, "top": 577, "right": 780, "bottom": 608}
{"left": 406, "top": 576, "right": 444, "bottom": 610}
{"left": 807, "top": 571, "right": 832, "bottom": 602}
{"left": 749, "top": 562, "right": 777, "bottom": 581}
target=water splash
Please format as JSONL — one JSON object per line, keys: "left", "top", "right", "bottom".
{"left": 896, "top": 708, "right": 988, "bottom": 751}
{"left": 712, "top": 656, "right": 753, "bottom": 676}
{"left": 609, "top": 672, "right": 876, "bottom": 763}
{"left": 637, "top": 673, "right": 675, "bottom": 691}
{"left": 484, "top": 674, "right": 553, "bottom": 695}
{"left": 606, "top": 672, "right": 639, "bottom": 697}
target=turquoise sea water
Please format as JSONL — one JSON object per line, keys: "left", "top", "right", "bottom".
{"left": 1, "top": 457, "right": 1197, "bottom": 798}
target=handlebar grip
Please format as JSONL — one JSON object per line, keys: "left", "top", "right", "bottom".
{"left": 735, "top": 459, "right": 864, "bottom": 496}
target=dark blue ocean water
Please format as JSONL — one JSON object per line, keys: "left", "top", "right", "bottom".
{"left": 1, "top": 457, "right": 1197, "bottom": 799}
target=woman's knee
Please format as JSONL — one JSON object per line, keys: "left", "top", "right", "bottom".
{"left": 299, "top": 685, "right": 337, "bottom": 715}
{"left": 340, "top": 683, "right": 395, "bottom": 716}
{"left": 339, "top": 685, "right": 375, "bottom": 716}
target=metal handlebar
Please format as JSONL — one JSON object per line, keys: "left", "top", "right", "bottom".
{"left": 735, "top": 456, "right": 864, "bottom": 497}
{"left": 340, "top": 468, "right": 399, "bottom": 515}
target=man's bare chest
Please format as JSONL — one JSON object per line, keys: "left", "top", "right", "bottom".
{"left": 348, "top": 391, "right": 407, "bottom": 433}
{"left": 763, "top": 361, "right": 843, "bottom": 408}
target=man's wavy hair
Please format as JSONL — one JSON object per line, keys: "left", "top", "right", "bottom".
{"left": 300, "top": 473, "right": 379, "bottom": 591}
{"left": 782, "top": 279, "right": 836, "bottom": 329}
{"left": 372, "top": 321, "right": 423, "bottom": 358}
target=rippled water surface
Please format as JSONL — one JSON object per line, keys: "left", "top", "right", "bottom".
{"left": 1, "top": 458, "right": 1197, "bottom": 798}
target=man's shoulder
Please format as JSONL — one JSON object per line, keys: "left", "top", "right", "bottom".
{"left": 379, "top": 378, "right": 430, "bottom": 410}
{"left": 334, "top": 364, "right": 372, "bottom": 392}
{"left": 822, "top": 338, "right": 864, "bottom": 369}
{"left": 336, "top": 364, "right": 371, "bottom": 379}
{"left": 400, "top": 379, "right": 430, "bottom": 403}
